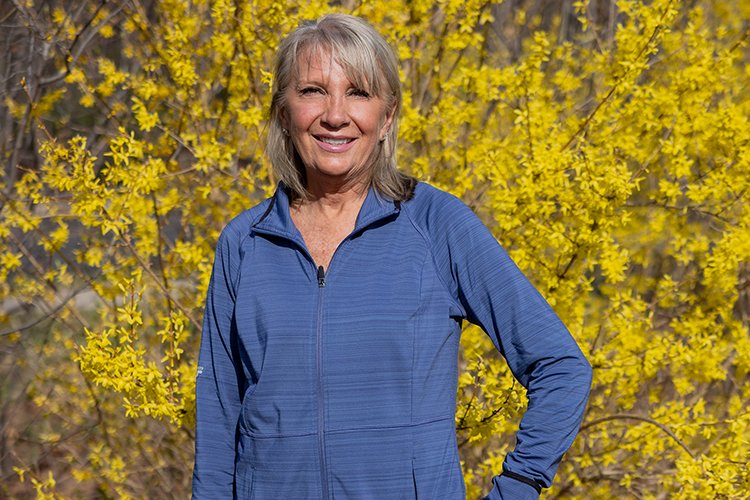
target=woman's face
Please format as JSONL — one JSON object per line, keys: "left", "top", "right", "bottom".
{"left": 281, "top": 50, "right": 394, "bottom": 189}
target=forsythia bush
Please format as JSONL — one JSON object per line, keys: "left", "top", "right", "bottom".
{"left": 1, "top": 0, "right": 748, "bottom": 497}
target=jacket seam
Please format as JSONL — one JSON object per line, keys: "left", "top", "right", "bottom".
{"left": 232, "top": 232, "right": 252, "bottom": 297}
{"left": 400, "top": 201, "right": 466, "bottom": 317}
{"left": 225, "top": 199, "right": 272, "bottom": 296}
{"left": 240, "top": 430, "right": 318, "bottom": 438}
{"left": 238, "top": 415, "right": 455, "bottom": 439}
{"left": 323, "top": 415, "right": 456, "bottom": 435}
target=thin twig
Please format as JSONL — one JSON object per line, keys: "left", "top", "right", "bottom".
{"left": 118, "top": 231, "right": 201, "bottom": 330}
{"left": 560, "top": 0, "right": 675, "bottom": 152}
{"left": 0, "top": 284, "right": 91, "bottom": 337}
{"left": 580, "top": 413, "right": 696, "bottom": 459}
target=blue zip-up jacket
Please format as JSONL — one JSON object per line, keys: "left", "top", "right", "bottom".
{"left": 192, "top": 181, "right": 592, "bottom": 499}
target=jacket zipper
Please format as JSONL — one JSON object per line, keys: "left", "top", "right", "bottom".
{"left": 251, "top": 197, "right": 400, "bottom": 499}
{"left": 316, "top": 264, "right": 328, "bottom": 499}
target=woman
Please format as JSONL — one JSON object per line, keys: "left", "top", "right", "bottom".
{"left": 192, "top": 13, "right": 592, "bottom": 500}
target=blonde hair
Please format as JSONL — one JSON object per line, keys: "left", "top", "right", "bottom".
{"left": 267, "top": 13, "right": 415, "bottom": 201}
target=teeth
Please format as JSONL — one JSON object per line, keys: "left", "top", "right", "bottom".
{"left": 320, "top": 137, "right": 351, "bottom": 145}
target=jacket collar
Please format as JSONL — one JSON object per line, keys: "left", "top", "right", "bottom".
{"left": 252, "top": 182, "right": 400, "bottom": 245}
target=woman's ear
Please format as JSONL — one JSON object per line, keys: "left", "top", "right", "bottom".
{"left": 380, "top": 104, "right": 396, "bottom": 141}
{"left": 279, "top": 108, "right": 289, "bottom": 131}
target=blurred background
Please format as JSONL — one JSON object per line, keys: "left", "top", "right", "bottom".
{"left": 1, "top": 0, "right": 749, "bottom": 498}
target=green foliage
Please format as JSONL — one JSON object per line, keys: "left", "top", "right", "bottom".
{"left": 1, "top": 0, "right": 748, "bottom": 497}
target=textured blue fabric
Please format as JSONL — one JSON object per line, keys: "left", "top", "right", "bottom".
{"left": 483, "top": 475, "right": 540, "bottom": 500}
{"left": 192, "top": 181, "right": 592, "bottom": 499}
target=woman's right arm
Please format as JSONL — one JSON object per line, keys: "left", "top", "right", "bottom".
{"left": 192, "top": 227, "right": 245, "bottom": 499}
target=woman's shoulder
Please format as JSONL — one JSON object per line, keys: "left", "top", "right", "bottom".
{"left": 403, "top": 181, "right": 480, "bottom": 229}
{"left": 217, "top": 194, "right": 276, "bottom": 245}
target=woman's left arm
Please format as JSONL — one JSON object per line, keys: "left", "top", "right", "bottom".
{"left": 192, "top": 225, "right": 246, "bottom": 498}
{"left": 431, "top": 195, "right": 592, "bottom": 499}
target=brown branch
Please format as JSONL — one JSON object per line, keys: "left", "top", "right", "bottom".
{"left": 40, "top": 1, "right": 127, "bottom": 87}
{"left": 560, "top": 0, "right": 675, "bottom": 152}
{"left": 727, "top": 29, "right": 750, "bottom": 54}
{"left": 118, "top": 231, "right": 200, "bottom": 330}
{"left": 624, "top": 201, "right": 735, "bottom": 226}
{"left": 0, "top": 284, "right": 91, "bottom": 337}
{"left": 580, "top": 413, "right": 696, "bottom": 459}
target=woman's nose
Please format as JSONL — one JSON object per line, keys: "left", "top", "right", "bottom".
{"left": 321, "top": 96, "right": 349, "bottom": 128}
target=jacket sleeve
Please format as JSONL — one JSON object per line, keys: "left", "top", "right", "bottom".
{"left": 192, "top": 226, "right": 246, "bottom": 499}
{"left": 428, "top": 193, "right": 592, "bottom": 497}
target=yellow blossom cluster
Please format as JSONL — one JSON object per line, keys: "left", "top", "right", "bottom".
{"left": 1, "top": 0, "right": 748, "bottom": 497}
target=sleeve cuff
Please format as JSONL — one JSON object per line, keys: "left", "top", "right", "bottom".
{"left": 482, "top": 474, "right": 541, "bottom": 500}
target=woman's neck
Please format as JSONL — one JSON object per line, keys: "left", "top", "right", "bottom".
{"left": 295, "top": 176, "right": 369, "bottom": 219}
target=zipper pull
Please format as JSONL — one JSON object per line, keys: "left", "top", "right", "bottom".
{"left": 317, "top": 265, "right": 326, "bottom": 288}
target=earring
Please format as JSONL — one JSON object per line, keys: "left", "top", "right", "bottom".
{"left": 282, "top": 128, "right": 289, "bottom": 136}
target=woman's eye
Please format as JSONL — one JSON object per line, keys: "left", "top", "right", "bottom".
{"left": 299, "top": 87, "right": 323, "bottom": 95}
{"left": 349, "top": 88, "right": 370, "bottom": 98}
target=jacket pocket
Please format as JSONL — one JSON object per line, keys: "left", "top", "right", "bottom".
{"left": 235, "top": 463, "right": 255, "bottom": 499}
{"left": 412, "top": 459, "right": 466, "bottom": 500}
{"left": 412, "top": 459, "right": 419, "bottom": 500}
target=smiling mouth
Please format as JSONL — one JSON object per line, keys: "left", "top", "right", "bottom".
{"left": 315, "top": 136, "right": 354, "bottom": 146}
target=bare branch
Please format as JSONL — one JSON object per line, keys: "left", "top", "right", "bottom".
{"left": 581, "top": 413, "right": 696, "bottom": 459}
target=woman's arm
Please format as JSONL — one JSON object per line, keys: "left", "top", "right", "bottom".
{"left": 425, "top": 190, "right": 592, "bottom": 499}
{"left": 192, "top": 227, "right": 245, "bottom": 499}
